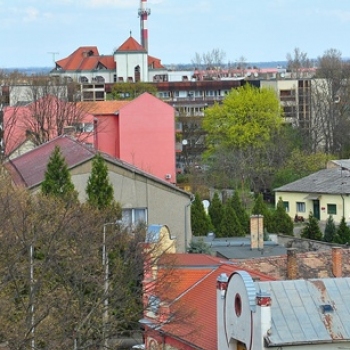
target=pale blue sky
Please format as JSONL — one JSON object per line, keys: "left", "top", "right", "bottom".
{"left": 1, "top": 0, "right": 350, "bottom": 68}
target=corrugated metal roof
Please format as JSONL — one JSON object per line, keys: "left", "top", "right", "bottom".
{"left": 256, "top": 277, "right": 350, "bottom": 346}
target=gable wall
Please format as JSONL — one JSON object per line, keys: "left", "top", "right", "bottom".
{"left": 64, "top": 160, "right": 190, "bottom": 253}
{"left": 119, "top": 94, "right": 176, "bottom": 182}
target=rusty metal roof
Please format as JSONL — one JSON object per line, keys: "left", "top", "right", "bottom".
{"left": 256, "top": 278, "right": 350, "bottom": 346}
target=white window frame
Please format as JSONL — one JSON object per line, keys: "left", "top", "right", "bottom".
{"left": 296, "top": 202, "right": 306, "bottom": 213}
{"left": 122, "top": 208, "right": 148, "bottom": 229}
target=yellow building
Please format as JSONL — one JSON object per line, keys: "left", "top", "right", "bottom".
{"left": 274, "top": 160, "right": 350, "bottom": 224}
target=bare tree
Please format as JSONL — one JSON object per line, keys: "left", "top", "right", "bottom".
{"left": 286, "top": 47, "right": 312, "bottom": 78}
{"left": 311, "top": 49, "right": 350, "bottom": 156}
{"left": 191, "top": 48, "right": 226, "bottom": 74}
{"left": 3, "top": 82, "right": 95, "bottom": 159}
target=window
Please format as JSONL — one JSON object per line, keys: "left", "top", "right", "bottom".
{"left": 327, "top": 204, "right": 337, "bottom": 215}
{"left": 283, "top": 201, "right": 289, "bottom": 212}
{"left": 122, "top": 208, "right": 147, "bottom": 229}
{"left": 296, "top": 202, "right": 306, "bottom": 213}
{"left": 73, "top": 122, "right": 94, "bottom": 133}
{"left": 80, "top": 76, "right": 89, "bottom": 83}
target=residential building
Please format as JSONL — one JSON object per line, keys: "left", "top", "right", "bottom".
{"left": 141, "top": 252, "right": 273, "bottom": 350}
{"left": 217, "top": 270, "right": 350, "bottom": 350}
{"left": 274, "top": 159, "right": 350, "bottom": 223}
{"left": 3, "top": 93, "right": 176, "bottom": 183}
{"left": 4, "top": 135, "right": 192, "bottom": 252}
{"left": 141, "top": 221, "right": 350, "bottom": 350}
{"left": 78, "top": 93, "right": 176, "bottom": 183}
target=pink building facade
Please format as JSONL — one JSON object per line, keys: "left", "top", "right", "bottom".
{"left": 4, "top": 93, "right": 176, "bottom": 183}
{"left": 87, "top": 93, "right": 176, "bottom": 183}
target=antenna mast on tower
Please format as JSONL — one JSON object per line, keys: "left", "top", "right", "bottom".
{"left": 138, "top": 0, "right": 151, "bottom": 52}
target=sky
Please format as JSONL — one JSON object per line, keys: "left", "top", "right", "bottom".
{"left": 1, "top": 0, "right": 350, "bottom": 68}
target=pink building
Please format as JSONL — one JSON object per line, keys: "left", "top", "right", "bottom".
{"left": 4, "top": 93, "right": 176, "bottom": 183}
{"left": 81, "top": 92, "right": 176, "bottom": 182}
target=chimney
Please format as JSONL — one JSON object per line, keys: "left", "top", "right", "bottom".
{"left": 139, "top": 0, "right": 151, "bottom": 51}
{"left": 256, "top": 290, "right": 272, "bottom": 348}
{"left": 287, "top": 248, "right": 298, "bottom": 280}
{"left": 250, "top": 215, "right": 264, "bottom": 249}
{"left": 159, "top": 304, "right": 170, "bottom": 323}
{"left": 332, "top": 247, "right": 342, "bottom": 278}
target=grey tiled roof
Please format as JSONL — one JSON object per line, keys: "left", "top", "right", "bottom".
{"left": 274, "top": 168, "right": 350, "bottom": 195}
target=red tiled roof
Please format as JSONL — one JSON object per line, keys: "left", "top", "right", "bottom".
{"left": 115, "top": 36, "right": 146, "bottom": 53}
{"left": 153, "top": 254, "right": 274, "bottom": 350}
{"left": 56, "top": 46, "right": 115, "bottom": 71}
{"left": 78, "top": 100, "right": 130, "bottom": 115}
{"left": 5, "top": 135, "right": 95, "bottom": 188}
{"left": 98, "top": 55, "right": 116, "bottom": 70}
{"left": 148, "top": 55, "right": 165, "bottom": 69}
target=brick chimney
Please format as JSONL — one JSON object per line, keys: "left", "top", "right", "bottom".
{"left": 287, "top": 248, "right": 298, "bottom": 280}
{"left": 332, "top": 247, "right": 342, "bottom": 278}
{"left": 250, "top": 215, "right": 264, "bottom": 249}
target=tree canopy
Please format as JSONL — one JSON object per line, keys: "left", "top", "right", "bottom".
{"left": 41, "top": 145, "right": 78, "bottom": 201}
{"left": 191, "top": 193, "right": 212, "bottom": 236}
{"left": 86, "top": 153, "right": 114, "bottom": 210}
{"left": 111, "top": 82, "right": 157, "bottom": 100}
{"left": 203, "top": 84, "right": 283, "bottom": 152}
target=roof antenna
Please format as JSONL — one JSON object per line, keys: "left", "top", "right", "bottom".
{"left": 130, "top": 30, "right": 132, "bottom": 37}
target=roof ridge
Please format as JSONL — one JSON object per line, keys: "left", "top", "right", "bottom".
{"left": 170, "top": 267, "right": 219, "bottom": 305}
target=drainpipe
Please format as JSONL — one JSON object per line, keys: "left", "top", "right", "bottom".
{"left": 184, "top": 196, "right": 195, "bottom": 252}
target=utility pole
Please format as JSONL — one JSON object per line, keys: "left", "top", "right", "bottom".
{"left": 47, "top": 52, "right": 59, "bottom": 64}
{"left": 0, "top": 105, "right": 4, "bottom": 163}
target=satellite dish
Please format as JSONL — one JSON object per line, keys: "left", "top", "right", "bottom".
{"left": 202, "top": 200, "right": 210, "bottom": 209}
{"left": 246, "top": 71, "right": 252, "bottom": 77}
{"left": 182, "top": 139, "right": 188, "bottom": 145}
{"left": 253, "top": 72, "right": 259, "bottom": 78}
{"left": 280, "top": 72, "right": 285, "bottom": 78}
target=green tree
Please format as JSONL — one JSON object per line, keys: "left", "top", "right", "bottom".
{"left": 272, "top": 150, "right": 331, "bottom": 188}
{"left": 86, "top": 153, "right": 114, "bottom": 210}
{"left": 251, "top": 193, "right": 274, "bottom": 233}
{"left": 334, "top": 216, "right": 350, "bottom": 244}
{"left": 111, "top": 82, "right": 157, "bottom": 100}
{"left": 41, "top": 145, "right": 78, "bottom": 201}
{"left": 220, "top": 204, "right": 244, "bottom": 237}
{"left": 208, "top": 192, "right": 223, "bottom": 235}
{"left": 229, "top": 191, "right": 250, "bottom": 234}
{"left": 301, "top": 212, "right": 323, "bottom": 241}
{"left": 203, "top": 84, "right": 282, "bottom": 152}
{"left": 324, "top": 215, "right": 336, "bottom": 242}
{"left": 273, "top": 197, "right": 294, "bottom": 235}
{"left": 191, "top": 193, "right": 212, "bottom": 236}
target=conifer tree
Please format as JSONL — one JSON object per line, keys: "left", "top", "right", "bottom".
{"left": 251, "top": 193, "right": 273, "bottom": 233}
{"left": 41, "top": 145, "right": 78, "bottom": 201}
{"left": 86, "top": 153, "right": 114, "bottom": 210}
{"left": 208, "top": 192, "right": 223, "bottom": 235}
{"left": 301, "top": 212, "right": 322, "bottom": 241}
{"left": 324, "top": 215, "right": 336, "bottom": 242}
{"left": 334, "top": 216, "right": 350, "bottom": 244}
{"left": 220, "top": 204, "right": 244, "bottom": 237}
{"left": 273, "top": 197, "right": 294, "bottom": 235}
{"left": 191, "top": 193, "right": 212, "bottom": 236}
{"left": 229, "top": 191, "right": 250, "bottom": 234}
